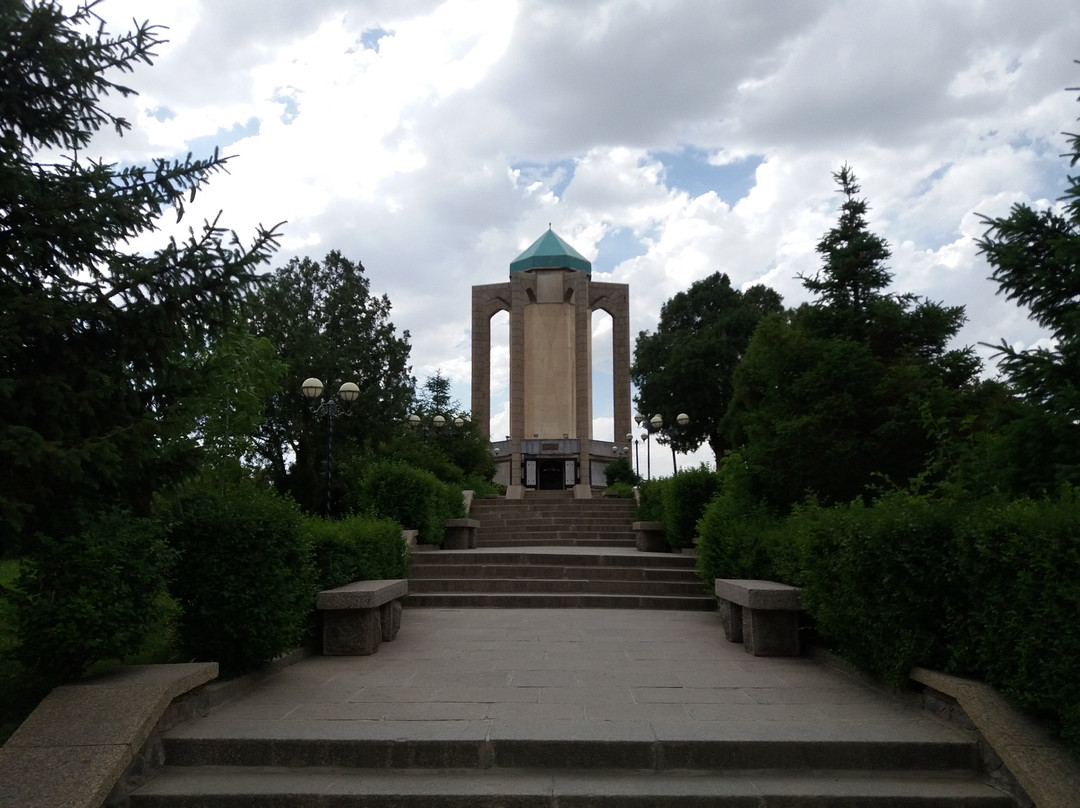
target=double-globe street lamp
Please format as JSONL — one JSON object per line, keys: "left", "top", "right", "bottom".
{"left": 301, "top": 377, "right": 359, "bottom": 518}
{"left": 634, "top": 411, "right": 690, "bottom": 480}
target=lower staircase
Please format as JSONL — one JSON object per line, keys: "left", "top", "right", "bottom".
{"left": 408, "top": 491, "right": 714, "bottom": 610}
{"left": 126, "top": 492, "right": 1013, "bottom": 807}
{"left": 133, "top": 731, "right": 1010, "bottom": 806}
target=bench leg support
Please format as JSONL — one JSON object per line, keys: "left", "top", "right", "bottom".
{"left": 718, "top": 600, "right": 743, "bottom": 644}
{"left": 742, "top": 609, "right": 800, "bottom": 656}
{"left": 380, "top": 600, "right": 402, "bottom": 642}
{"left": 323, "top": 607, "right": 382, "bottom": 655}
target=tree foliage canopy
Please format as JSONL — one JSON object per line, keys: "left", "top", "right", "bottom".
{"left": 247, "top": 251, "right": 414, "bottom": 513}
{"left": 0, "top": 1, "right": 280, "bottom": 552}
{"left": 973, "top": 75, "right": 1080, "bottom": 493}
{"left": 726, "top": 167, "right": 980, "bottom": 510}
{"left": 631, "top": 272, "right": 783, "bottom": 462}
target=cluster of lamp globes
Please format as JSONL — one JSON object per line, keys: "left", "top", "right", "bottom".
{"left": 407, "top": 413, "right": 468, "bottom": 429}
{"left": 631, "top": 412, "right": 690, "bottom": 441}
{"left": 300, "top": 377, "right": 360, "bottom": 403}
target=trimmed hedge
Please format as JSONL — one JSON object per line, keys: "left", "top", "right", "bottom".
{"left": 950, "top": 492, "right": 1080, "bottom": 751}
{"left": 698, "top": 481, "right": 1080, "bottom": 752}
{"left": 307, "top": 514, "right": 409, "bottom": 591}
{"left": 347, "top": 459, "right": 464, "bottom": 544}
{"left": 661, "top": 465, "right": 720, "bottom": 549}
{"left": 789, "top": 494, "right": 959, "bottom": 685}
{"left": 167, "top": 484, "right": 315, "bottom": 676}
{"left": 636, "top": 466, "right": 720, "bottom": 550}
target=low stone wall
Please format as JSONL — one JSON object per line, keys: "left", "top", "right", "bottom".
{"left": 0, "top": 662, "right": 218, "bottom": 808}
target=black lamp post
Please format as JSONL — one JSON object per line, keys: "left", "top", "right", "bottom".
{"left": 670, "top": 412, "right": 690, "bottom": 473}
{"left": 301, "top": 377, "right": 359, "bottom": 518}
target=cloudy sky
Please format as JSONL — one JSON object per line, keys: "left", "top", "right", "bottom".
{"left": 79, "top": 0, "right": 1079, "bottom": 477}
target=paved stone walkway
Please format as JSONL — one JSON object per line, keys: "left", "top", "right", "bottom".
{"left": 170, "top": 607, "right": 966, "bottom": 749}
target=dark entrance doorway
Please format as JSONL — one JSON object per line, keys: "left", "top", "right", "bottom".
{"left": 537, "top": 459, "right": 565, "bottom": 490}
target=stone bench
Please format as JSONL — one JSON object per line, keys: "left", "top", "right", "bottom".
{"left": 316, "top": 579, "right": 408, "bottom": 655}
{"left": 443, "top": 518, "right": 480, "bottom": 549}
{"left": 715, "top": 579, "right": 803, "bottom": 657}
{"left": 632, "top": 520, "right": 668, "bottom": 552}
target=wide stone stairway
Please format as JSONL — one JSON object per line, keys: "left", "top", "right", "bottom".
{"left": 407, "top": 492, "right": 715, "bottom": 610}
{"left": 471, "top": 491, "right": 639, "bottom": 548}
{"left": 127, "top": 493, "right": 1015, "bottom": 806}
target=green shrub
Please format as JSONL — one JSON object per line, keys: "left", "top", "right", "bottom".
{"left": 307, "top": 514, "right": 409, "bottom": 591}
{"left": 661, "top": 464, "right": 720, "bottom": 549}
{"left": 635, "top": 478, "right": 667, "bottom": 522}
{"left": 347, "top": 459, "right": 464, "bottom": 544}
{"left": 167, "top": 484, "right": 315, "bottom": 676}
{"left": 603, "top": 482, "right": 636, "bottom": 498}
{"left": 697, "top": 454, "right": 781, "bottom": 583}
{"left": 604, "top": 457, "right": 639, "bottom": 487}
{"left": 12, "top": 511, "right": 172, "bottom": 684}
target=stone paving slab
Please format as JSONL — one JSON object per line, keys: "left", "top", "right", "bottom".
{"left": 166, "top": 609, "right": 972, "bottom": 753}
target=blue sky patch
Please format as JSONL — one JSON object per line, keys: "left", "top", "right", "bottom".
{"left": 654, "top": 147, "right": 763, "bottom": 203}
{"left": 594, "top": 227, "right": 647, "bottom": 275}
{"left": 186, "top": 117, "right": 261, "bottom": 157}
{"left": 148, "top": 106, "right": 175, "bottom": 122}
{"left": 273, "top": 90, "right": 299, "bottom": 124}
{"left": 361, "top": 27, "right": 392, "bottom": 53}
{"left": 911, "top": 163, "right": 953, "bottom": 198}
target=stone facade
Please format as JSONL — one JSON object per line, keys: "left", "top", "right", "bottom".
{"left": 471, "top": 232, "right": 631, "bottom": 498}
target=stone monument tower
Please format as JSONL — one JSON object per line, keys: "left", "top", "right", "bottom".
{"left": 471, "top": 229, "right": 631, "bottom": 498}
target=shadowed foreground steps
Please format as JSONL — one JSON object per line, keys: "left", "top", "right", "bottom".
{"left": 131, "top": 607, "right": 1011, "bottom": 806}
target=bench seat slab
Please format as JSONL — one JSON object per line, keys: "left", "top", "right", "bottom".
{"left": 316, "top": 579, "right": 408, "bottom": 610}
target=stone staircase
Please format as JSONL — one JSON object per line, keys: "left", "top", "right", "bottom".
{"left": 408, "top": 548, "right": 714, "bottom": 609}
{"left": 408, "top": 492, "right": 715, "bottom": 610}
{"left": 128, "top": 608, "right": 1013, "bottom": 807}
{"left": 471, "top": 491, "right": 638, "bottom": 547}
{"left": 124, "top": 497, "right": 1015, "bottom": 807}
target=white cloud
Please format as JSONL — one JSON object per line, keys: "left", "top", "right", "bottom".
{"left": 75, "top": 0, "right": 1080, "bottom": 455}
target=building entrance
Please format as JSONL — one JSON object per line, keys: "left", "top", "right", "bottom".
{"left": 537, "top": 459, "right": 566, "bottom": 490}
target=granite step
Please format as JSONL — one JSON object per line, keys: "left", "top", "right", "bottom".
{"left": 408, "top": 577, "right": 710, "bottom": 596}
{"left": 404, "top": 592, "right": 719, "bottom": 609}
{"left": 413, "top": 550, "right": 695, "bottom": 568}
{"left": 157, "top": 731, "right": 980, "bottom": 771}
{"left": 408, "top": 563, "right": 698, "bottom": 581}
{"left": 132, "top": 767, "right": 1010, "bottom": 807}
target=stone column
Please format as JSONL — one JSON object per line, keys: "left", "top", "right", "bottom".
{"left": 590, "top": 282, "right": 633, "bottom": 450}
{"left": 574, "top": 273, "right": 592, "bottom": 498}
{"left": 471, "top": 284, "right": 511, "bottom": 440}
{"left": 507, "top": 274, "right": 529, "bottom": 498}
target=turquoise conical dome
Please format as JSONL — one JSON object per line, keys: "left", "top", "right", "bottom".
{"left": 509, "top": 229, "right": 591, "bottom": 274}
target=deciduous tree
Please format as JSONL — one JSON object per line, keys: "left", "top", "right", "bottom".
{"left": 631, "top": 273, "right": 783, "bottom": 463}
{"left": 247, "top": 251, "right": 414, "bottom": 513}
